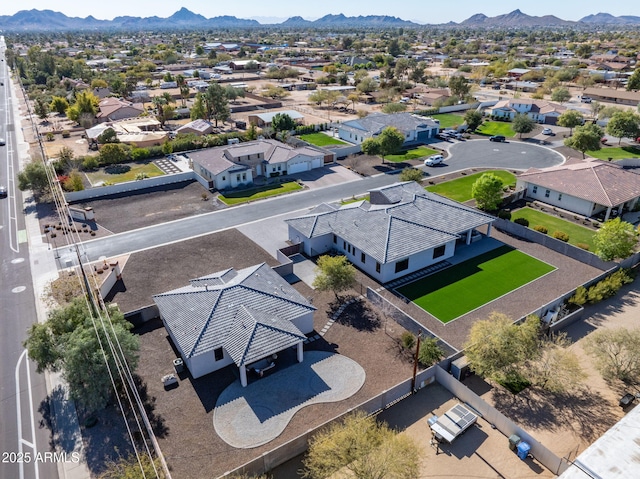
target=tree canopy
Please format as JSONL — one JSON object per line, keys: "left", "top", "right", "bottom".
{"left": 18, "top": 159, "right": 50, "bottom": 195}
{"left": 399, "top": 167, "right": 423, "bottom": 182}
{"left": 606, "top": 110, "right": 640, "bottom": 145}
{"left": 271, "top": 112, "right": 296, "bottom": 132}
{"left": 557, "top": 109, "right": 584, "bottom": 135}
{"left": 584, "top": 328, "right": 640, "bottom": 382}
{"left": 302, "top": 410, "right": 420, "bottom": 479}
{"left": 512, "top": 113, "right": 536, "bottom": 138}
{"left": 24, "top": 298, "right": 139, "bottom": 413}
{"left": 471, "top": 172, "right": 503, "bottom": 211}
{"left": 313, "top": 255, "right": 357, "bottom": 300}
{"left": 564, "top": 122, "right": 602, "bottom": 158}
{"left": 464, "top": 110, "right": 483, "bottom": 132}
{"left": 593, "top": 217, "right": 639, "bottom": 261}
{"left": 550, "top": 87, "right": 571, "bottom": 104}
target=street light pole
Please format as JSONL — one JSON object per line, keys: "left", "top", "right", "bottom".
{"left": 411, "top": 330, "right": 422, "bottom": 394}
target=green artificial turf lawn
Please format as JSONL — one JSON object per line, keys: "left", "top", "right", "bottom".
{"left": 426, "top": 170, "right": 516, "bottom": 202}
{"left": 511, "top": 207, "right": 596, "bottom": 250}
{"left": 431, "top": 113, "right": 465, "bottom": 128}
{"left": 85, "top": 162, "right": 164, "bottom": 185}
{"left": 586, "top": 146, "right": 640, "bottom": 160}
{"left": 218, "top": 181, "right": 302, "bottom": 205}
{"left": 397, "top": 245, "right": 555, "bottom": 323}
{"left": 299, "top": 133, "right": 348, "bottom": 146}
{"left": 476, "top": 121, "right": 516, "bottom": 137}
{"left": 384, "top": 146, "right": 439, "bottom": 162}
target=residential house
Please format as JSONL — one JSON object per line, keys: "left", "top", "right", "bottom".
{"left": 336, "top": 112, "right": 440, "bottom": 146}
{"left": 176, "top": 119, "right": 215, "bottom": 136}
{"left": 516, "top": 159, "right": 640, "bottom": 221}
{"left": 96, "top": 97, "right": 144, "bottom": 122}
{"left": 286, "top": 182, "right": 495, "bottom": 284}
{"left": 581, "top": 87, "right": 640, "bottom": 106}
{"left": 153, "top": 263, "right": 315, "bottom": 386}
{"left": 507, "top": 68, "right": 531, "bottom": 79}
{"left": 85, "top": 117, "right": 166, "bottom": 148}
{"left": 485, "top": 98, "right": 566, "bottom": 125}
{"left": 187, "top": 139, "right": 328, "bottom": 190}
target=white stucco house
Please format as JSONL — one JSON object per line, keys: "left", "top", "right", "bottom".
{"left": 485, "top": 98, "right": 566, "bottom": 125}
{"left": 153, "top": 263, "right": 316, "bottom": 387}
{"left": 516, "top": 159, "right": 640, "bottom": 221}
{"left": 285, "top": 182, "right": 496, "bottom": 284}
{"left": 336, "top": 112, "right": 440, "bottom": 146}
{"left": 186, "top": 139, "right": 328, "bottom": 190}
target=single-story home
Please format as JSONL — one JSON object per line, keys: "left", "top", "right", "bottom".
{"left": 581, "top": 87, "right": 640, "bottom": 106}
{"left": 153, "top": 263, "right": 315, "bottom": 386}
{"left": 516, "top": 159, "right": 640, "bottom": 221}
{"left": 285, "top": 182, "right": 495, "bottom": 284}
{"left": 176, "top": 119, "right": 215, "bottom": 136}
{"left": 336, "top": 112, "right": 440, "bottom": 146}
{"left": 96, "top": 97, "right": 144, "bottom": 122}
{"left": 187, "top": 138, "right": 328, "bottom": 190}
{"left": 247, "top": 110, "right": 305, "bottom": 127}
{"left": 485, "top": 99, "right": 566, "bottom": 125}
{"left": 85, "top": 117, "right": 167, "bottom": 148}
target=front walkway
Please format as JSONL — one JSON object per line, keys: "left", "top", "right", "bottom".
{"left": 213, "top": 351, "right": 365, "bottom": 448}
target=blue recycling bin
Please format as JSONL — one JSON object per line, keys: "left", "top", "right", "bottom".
{"left": 517, "top": 441, "right": 531, "bottom": 460}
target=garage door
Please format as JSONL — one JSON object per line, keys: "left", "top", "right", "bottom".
{"left": 417, "top": 130, "right": 432, "bottom": 141}
{"left": 288, "top": 161, "right": 309, "bottom": 174}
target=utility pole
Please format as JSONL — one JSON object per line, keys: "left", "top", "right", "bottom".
{"left": 411, "top": 331, "right": 422, "bottom": 394}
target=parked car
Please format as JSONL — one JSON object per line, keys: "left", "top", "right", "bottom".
{"left": 492, "top": 84, "right": 501, "bottom": 90}
{"left": 0, "top": 138, "right": 5, "bottom": 146}
{"left": 581, "top": 96, "right": 592, "bottom": 103}
{"left": 541, "top": 128, "right": 555, "bottom": 136}
{"left": 601, "top": 137, "right": 608, "bottom": 144}
{"left": 424, "top": 154, "right": 444, "bottom": 166}
{"left": 0, "top": 185, "right": 7, "bottom": 198}
{"left": 489, "top": 135, "right": 506, "bottom": 142}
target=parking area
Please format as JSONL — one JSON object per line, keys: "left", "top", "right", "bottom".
{"left": 293, "top": 163, "right": 363, "bottom": 189}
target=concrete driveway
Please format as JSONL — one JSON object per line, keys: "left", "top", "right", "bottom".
{"left": 292, "top": 164, "right": 363, "bottom": 189}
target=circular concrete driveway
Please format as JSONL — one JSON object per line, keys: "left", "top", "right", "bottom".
{"left": 428, "top": 139, "right": 565, "bottom": 173}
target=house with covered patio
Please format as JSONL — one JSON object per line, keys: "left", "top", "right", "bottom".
{"left": 285, "top": 182, "right": 496, "bottom": 284}
{"left": 153, "top": 263, "right": 316, "bottom": 387}
{"left": 516, "top": 159, "right": 640, "bottom": 221}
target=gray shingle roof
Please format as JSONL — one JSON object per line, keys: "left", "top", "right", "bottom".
{"left": 286, "top": 183, "right": 495, "bottom": 264}
{"left": 223, "top": 306, "right": 306, "bottom": 366}
{"left": 519, "top": 159, "right": 640, "bottom": 207}
{"left": 153, "top": 263, "right": 315, "bottom": 362}
{"left": 339, "top": 112, "right": 438, "bottom": 137}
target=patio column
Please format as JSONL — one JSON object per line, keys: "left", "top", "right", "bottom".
{"left": 466, "top": 229, "right": 472, "bottom": 245}
{"left": 297, "top": 342, "right": 304, "bottom": 363}
{"left": 604, "top": 206, "right": 612, "bottom": 221}
{"left": 240, "top": 365, "right": 247, "bottom": 387}
{"left": 486, "top": 223, "right": 492, "bottom": 238}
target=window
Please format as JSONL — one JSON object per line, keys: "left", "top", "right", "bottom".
{"left": 395, "top": 258, "right": 409, "bottom": 273}
{"left": 343, "top": 241, "right": 346, "bottom": 249}
{"left": 361, "top": 252, "right": 365, "bottom": 263}
{"left": 532, "top": 185, "right": 537, "bottom": 194}
{"left": 222, "top": 176, "right": 225, "bottom": 181}
{"left": 433, "top": 245, "right": 446, "bottom": 259}
{"left": 558, "top": 193, "right": 563, "bottom": 201}
{"left": 333, "top": 234, "right": 337, "bottom": 244}
{"left": 545, "top": 189, "right": 550, "bottom": 198}
{"left": 214, "top": 348, "right": 223, "bottom": 361}
{"left": 375, "top": 262, "right": 381, "bottom": 273}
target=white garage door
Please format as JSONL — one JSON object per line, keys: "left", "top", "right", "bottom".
{"left": 288, "top": 161, "right": 309, "bottom": 174}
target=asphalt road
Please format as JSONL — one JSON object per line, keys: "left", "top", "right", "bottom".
{"left": 0, "top": 39, "right": 59, "bottom": 479}
{"left": 56, "top": 139, "right": 566, "bottom": 267}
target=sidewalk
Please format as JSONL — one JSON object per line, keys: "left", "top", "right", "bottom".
{"left": 12, "top": 74, "right": 91, "bottom": 479}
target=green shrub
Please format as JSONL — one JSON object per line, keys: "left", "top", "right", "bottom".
{"left": 576, "top": 243, "right": 590, "bottom": 250}
{"left": 401, "top": 331, "right": 415, "bottom": 350}
{"left": 514, "top": 217, "right": 529, "bottom": 227}
{"left": 130, "top": 147, "right": 150, "bottom": 161}
{"left": 81, "top": 156, "right": 99, "bottom": 171}
{"left": 553, "top": 231, "right": 570, "bottom": 242}
{"left": 568, "top": 286, "right": 588, "bottom": 306}
{"left": 61, "top": 130, "right": 70, "bottom": 138}
{"left": 587, "top": 269, "right": 633, "bottom": 303}
{"left": 497, "top": 210, "right": 511, "bottom": 220}
{"left": 533, "top": 225, "right": 548, "bottom": 234}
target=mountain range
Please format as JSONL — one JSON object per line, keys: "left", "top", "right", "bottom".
{"left": 0, "top": 8, "right": 639, "bottom": 31}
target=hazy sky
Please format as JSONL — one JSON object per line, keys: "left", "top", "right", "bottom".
{"left": 0, "top": 1, "right": 637, "bottom": 24}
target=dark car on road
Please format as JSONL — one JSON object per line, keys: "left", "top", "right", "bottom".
{"left": 489, "top": 135, "right": 506, "bottom": 142}
{"left": 0, "top": 185, "right": 7, "bottom": 198}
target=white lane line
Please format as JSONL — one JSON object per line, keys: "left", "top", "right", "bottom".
{"left": 15, "top": 349, "right": 40, "bottom": 479}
